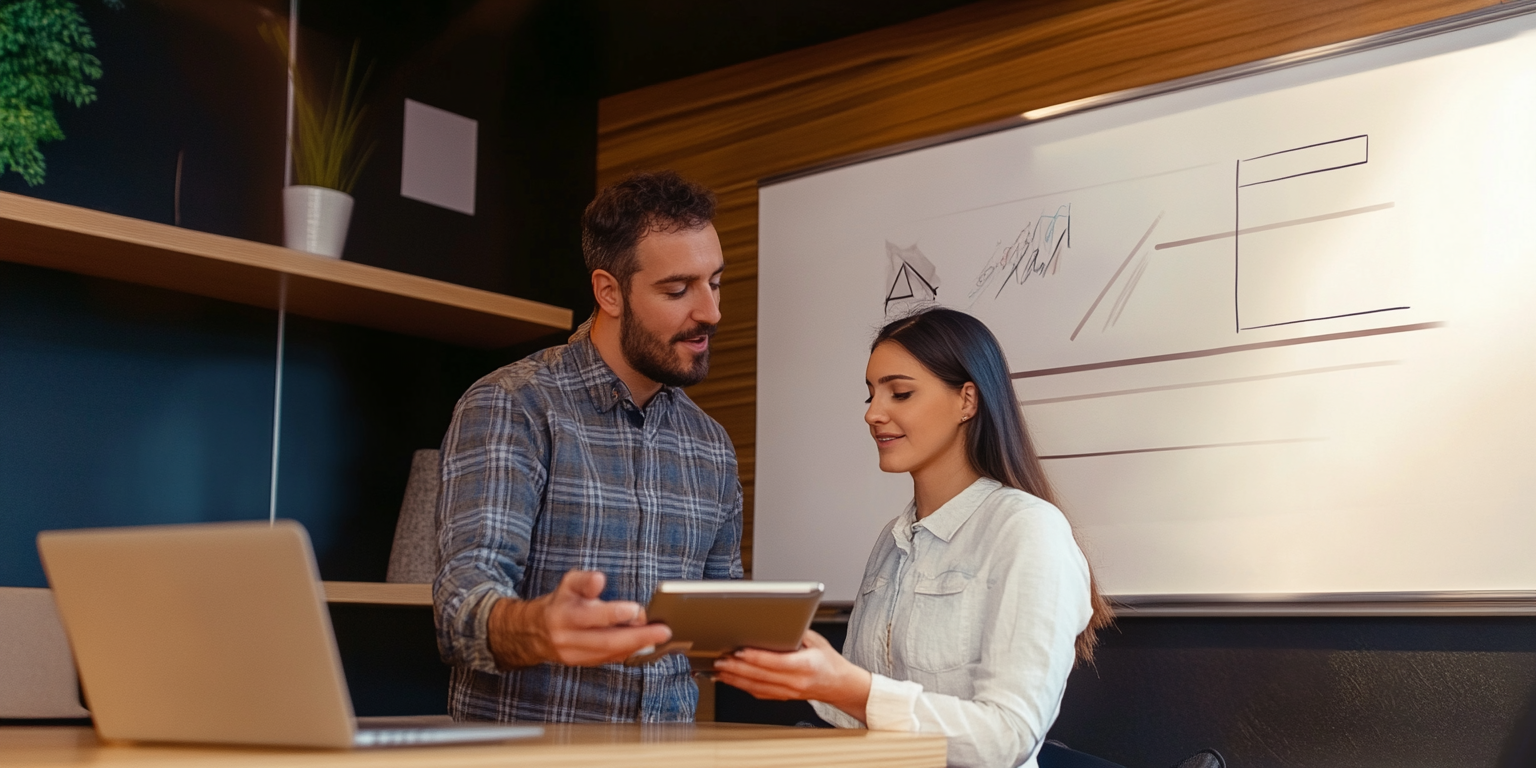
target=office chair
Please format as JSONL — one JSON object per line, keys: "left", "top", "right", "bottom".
{"left": 385, "top": 449, "right": 442, "bottom": 584}
{"left": 1040, "top": 740, "right": 1127, "bottom": 768}
{"left": 1039, "top": 740, "right": 1227, "bottom": 768}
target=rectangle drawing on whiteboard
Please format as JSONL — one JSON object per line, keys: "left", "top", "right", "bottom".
{"left": 1237, "top": 135, "right": 1369, "bottom": 187}
{"left": 1235, "top": 135, "right": 1406, "bottom": 331}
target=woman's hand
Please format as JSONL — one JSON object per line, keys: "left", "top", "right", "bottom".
{"left": 712, "top": 630, "right": 873, "bottom": 723}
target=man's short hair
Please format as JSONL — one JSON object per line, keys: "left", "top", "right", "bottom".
{"left": 581, "top": 171, "right": 717, "bottom": 290}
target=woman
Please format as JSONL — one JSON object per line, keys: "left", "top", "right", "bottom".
{"left": 713, "top": 307, "right": 1113, "bottom": 768}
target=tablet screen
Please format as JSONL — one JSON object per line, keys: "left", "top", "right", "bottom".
{"left": 628, "top": 580, "right": 824, "bottom": 665}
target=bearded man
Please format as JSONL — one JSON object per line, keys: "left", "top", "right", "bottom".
{"left": 434, "top": 171, "right": 742, "bottom": 723}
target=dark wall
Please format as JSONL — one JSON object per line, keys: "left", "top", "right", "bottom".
{"left": 1052, "top": 617, "right": 1536, "bottom": 768}
{"left": 0, "top": 0, "right": 287, "bottom": 239}
{"left": 0, "top": 0, "right": 992, "bottom": 586}
{"left": 0, "top": 261, "right": 544, "bottom": 586}
{"left": 0, "top": 0, "right": 588, "bottom": 588}
{"left": 714, "top": 617, "right": 1536, "bottom": 768}
{"left": 296, "top": 0, "right": 596, "bottom": 310}
{"left": 593, "top": 0, "right": 997, "bottom": 97}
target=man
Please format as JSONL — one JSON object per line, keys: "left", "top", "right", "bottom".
{"left": 433, "top": 171, "right": 743, "bottom": 723}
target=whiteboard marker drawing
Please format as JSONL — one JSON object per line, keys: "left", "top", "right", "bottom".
{"left": 883, "top": 241, "right": 940, "bottom": 316}
{"left": 1233, "top": 134, "right": 1409, "bottom": 331}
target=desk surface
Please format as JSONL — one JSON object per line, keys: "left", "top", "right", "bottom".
{"left": 0, "top": 723, "right": 947, "bottom": 768}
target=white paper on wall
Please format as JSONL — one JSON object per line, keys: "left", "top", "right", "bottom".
{"left": 401, "top": 99, "right": 477, "bottom": 215}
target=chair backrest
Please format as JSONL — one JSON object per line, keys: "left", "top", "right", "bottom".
{"left": 385, "top": 449, "right": 442, "bottom": 584}
{"left": 0, "top": 586, "right": 91, "bottom": 718}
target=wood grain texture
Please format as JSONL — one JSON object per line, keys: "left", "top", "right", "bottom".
{"left": 321, "top": 582, "right": 432, "bottom": 606}
{"left": 597, "top": 0, "right": 1498, "bottom": 575}
{"left": 0, "top": 191, "right": 572, "bottom": 349}
{"left": 0, "top": 724, "right": 947, "bottom": 767}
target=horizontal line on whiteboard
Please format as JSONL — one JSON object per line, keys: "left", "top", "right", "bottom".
{"left": 1153, "top": 202, "right": 1394, "bottom": 250}
{"left": 1236, "top": 159, "right": 1367, "bottom": 188}
{"left": 1039, "top": 437, "right": 1322, "bottom": 460}
{"left": 1010, "top": 321, "right": 1444, "bottom": 379}
{"left": 1242, "top": 134, "right": 1369, "bottom": 162}
{"left": 1241, "top": 306, "right": 1410, "bottom": 330}
{"left": 1238, "top": 135, "right": 1370, "bottom": 187}
{"left": 1018, "top": 360, "right": 1398, "bottom": 406}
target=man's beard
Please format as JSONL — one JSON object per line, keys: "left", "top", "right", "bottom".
{"left": 620, "top": 301, "right": 716, "bottom": 388}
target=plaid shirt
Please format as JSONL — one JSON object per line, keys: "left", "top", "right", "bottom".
{"left": 433, "top": 319, "right": 743, "bottom": 723}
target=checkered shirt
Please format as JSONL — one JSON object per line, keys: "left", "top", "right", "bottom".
{"left": 433, "top": 319, "right": 743, "bottom": 723}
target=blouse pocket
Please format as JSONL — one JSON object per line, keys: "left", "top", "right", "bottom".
{"left": 904, "top": 569, "right": 975, "bottom": 673}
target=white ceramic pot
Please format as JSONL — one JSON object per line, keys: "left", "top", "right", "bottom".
{"left": 283, "top": 185, "right": 354, "bottom": 258}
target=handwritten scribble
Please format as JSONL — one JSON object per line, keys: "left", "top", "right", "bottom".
{"left": 967, "top": 205, "right": 1072, "bottom": 306}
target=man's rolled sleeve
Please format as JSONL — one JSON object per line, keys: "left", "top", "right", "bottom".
{"left": 433, "top": 378, "right": 549, "bottom": 673}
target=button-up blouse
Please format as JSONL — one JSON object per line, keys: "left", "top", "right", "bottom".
{"left": 812, "top": 477, "right": 1092, "bottom": 768}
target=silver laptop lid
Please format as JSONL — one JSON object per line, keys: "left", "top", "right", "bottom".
{"left": 39, "top": 520, "right": 357, "bottom": 748}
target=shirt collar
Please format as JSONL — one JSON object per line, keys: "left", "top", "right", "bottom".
{"left": 903, "top": 476, "right": 1003, "bottom": 544}
{"left": 569, "top": 317, "right": 673, "bottom": 415}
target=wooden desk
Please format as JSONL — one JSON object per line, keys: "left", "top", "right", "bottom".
{"left": 0, "top": 723, "right": 946, "bottom": 767}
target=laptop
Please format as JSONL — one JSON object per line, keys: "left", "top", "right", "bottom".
{"left": 37, "top": 520, "right": 543, "bottom": 748}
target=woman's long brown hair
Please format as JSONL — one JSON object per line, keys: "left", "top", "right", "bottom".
{"left": 874, "top": 307, "right": 1114, "bottom": 665}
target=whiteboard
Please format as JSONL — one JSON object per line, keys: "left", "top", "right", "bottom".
{"left": 756, "top": 8, "right": 1536, "bottom": 602}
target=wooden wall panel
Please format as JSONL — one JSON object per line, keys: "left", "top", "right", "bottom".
{"left": 597, "top": 0, "right": 1498, "bottom": 575}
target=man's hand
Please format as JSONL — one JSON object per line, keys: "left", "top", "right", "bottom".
{"left": 487, "top": 570, "right": 673, "bottom": 669}
{"left": 711, "top": 630, "right": 873, "bottom": 723}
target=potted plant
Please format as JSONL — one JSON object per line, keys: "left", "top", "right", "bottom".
{"left": 264, "top": 24, "right": 374, "bottom": 259}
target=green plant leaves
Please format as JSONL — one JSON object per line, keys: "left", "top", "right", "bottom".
{"left": 294, "top": 39, "right": 375, "bottom": 194}
{"left": 0, "top": 0, "right": 114, "bottom": 186}
{"left": 262, "top": 22, "right": 375, "bottom": 195}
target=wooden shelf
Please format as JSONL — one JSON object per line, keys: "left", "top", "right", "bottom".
{"left": 0, "top": 191, "right": 573, "bottom": 348}
{"left": 322, "top": 581, "right": 431, "bottom": 606}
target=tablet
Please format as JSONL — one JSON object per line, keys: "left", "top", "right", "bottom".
{"left": 627, "top": 580, "right": 824, "bottom": 666}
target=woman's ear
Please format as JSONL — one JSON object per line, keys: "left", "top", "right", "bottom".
{"left": 960, "top": 382, "right": 979, "bottom": 423}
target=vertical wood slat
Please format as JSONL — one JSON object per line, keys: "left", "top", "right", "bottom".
{"left": 596, "top": 0, "right": 1496, "bottom": 576}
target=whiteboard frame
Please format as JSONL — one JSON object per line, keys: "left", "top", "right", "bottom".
{"left": 1111, "top": 592, "right": 1536, "bottom": 616}
{"left": 757, "top": 0, "right": 1536, "bottom": 616}
{"left": 814, "top": 592, "right": 1536, "bottom": 620}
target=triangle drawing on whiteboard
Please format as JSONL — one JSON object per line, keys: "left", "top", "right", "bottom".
{"left": 888, "top": 265, "right": 916, "bottom": 302}
{"left": 885, "top": 241, "right": 940, "bottom": 316}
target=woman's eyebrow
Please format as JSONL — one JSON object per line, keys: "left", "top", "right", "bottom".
{"left": 876, "top": 374, "right": 916, "bottom": 384}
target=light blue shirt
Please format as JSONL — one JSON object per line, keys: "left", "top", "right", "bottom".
{"left": 813, "top": 477, "right": 1092, "bottom": 768}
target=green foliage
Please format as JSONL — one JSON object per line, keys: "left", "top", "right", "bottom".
{"left": 0, "top": 0, "right": 119, "bottom": 186}
{"left": 262, "top": 22, "right": 375, "bottom": 195}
